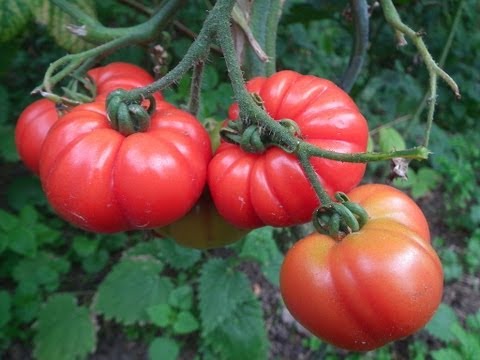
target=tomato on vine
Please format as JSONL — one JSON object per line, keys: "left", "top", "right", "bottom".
{"left": 208, "top": 70, "right": 369, "bottom": 229}
{"left": 39, "top": 100, "right": 212, "bottom": 233}
{"left": 280, "top": 184, "right": 443, "bottom": 351}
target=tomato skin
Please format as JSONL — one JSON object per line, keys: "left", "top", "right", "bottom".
{"left": 208, "top": 70, "right": 369, "bottom": 229}
{"left": 15, "top": 62, "right": 162, "bottom": 175}
{"left": 280, "top": 184, "right": 443, "bottom": 351}
{"left": 39, "top": 100, "right": 212, "bottom": 233}
{"left": 154, "top": 191, "right": 248, "bottom": 249}
{"left": 15, "top": 99, "right": 58, "bottom": 174}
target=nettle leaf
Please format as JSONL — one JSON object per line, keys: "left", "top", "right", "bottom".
{"left": 157, "top": 237, "right": 202, "bottom": 271}
{"left": 168, "top": 285, "right": 193, "bottom": 310}
{"left": 33, "top": 294, "right": 96, "bottom": 360}
{"left": 94, "top": 257, "right": 173, "bottom": 325}
{"left": 148, "top": 337, "right": 180, "bottom": 360}
{"left": 432, "top": 348, "right": 463, "bottom": 360}
{"left": 29, "top": 0, "right": 96, "bottom": 53}
{"left": 378, "top": 127, "right": 406, "bottom": 152}
{"left": 450, "top": 322, "right": 480, "bottom": 357}
{"left": 0, "top": 0, "right": 31, "bottom": 42}
{"left": 123, "top": 238, "right": 164, "bottom": 259}
{"left": 8, "top": 227, "right": 37, "bottom": 257}
{"left": 239, "top": 227, "right": 283, "bottom": 286}
{"left": 147, "top": 303, "right": 173, "bottom": 328}
{"left": 206, "top": 297, "right": 268, "bottom": 360}
{"left": 72, "top": 236, "right": 99, "bottom": 258}
{"left": 0, "top": 291, "right": 11, "bottom": 328}
{"left": 199, "top": 258, "right": 252, "bottom": 334}
{"left": 425, "top": 303, "right": 460, "bottom": 342}
{"left": 173, "top": 311, "right": 199, "bottom": 335}
{"left": 82, "top": 249, "right": 109, "bottom": 274}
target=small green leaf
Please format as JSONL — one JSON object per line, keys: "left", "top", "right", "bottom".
{"left": 158, "top": 238, "right": 201, "bottom": 270}
{"left": 147, "top": 303, "right": 173, "bottom": 328}
{"left": 94, "top": 257, "right": 172, "bottom": 325}
{"left": 0, "top": 126, "right": 19, "bottom": 162}
{"left": 465, "top": 236, "right": 480, "bottom": 274}
{"left": 124, "top": 238, "right": 164, "bottom": 259}
{"left": 0, "top": 233, "right": 9, "bottom": 254}
{"left": 239, "top": 227, "right": 283, "bottom": 286}
{"left": 450, "top": 322, "right": 480, "bottom": 357}
{"left": 0, "top": 209, "right": 18, "bottom": 231}
{"left": 425, "top": 303, "right": 460, "bottom": 342}
{"left": 410, "top": 168, "right": 441, "bottom": 198}
{"left": 173, "top": 311, "right": 199, "bottom": 335}
{"left": 33, "top": 294, "right": 96, "bottom": 360}
{"left": 168, "top": 285, "right": 193, "bottom": 310}
{"left": 72, "top": 236, "right": 98, "bottom": 257}
{"left": 0, "top": 291, "right": 11, "bottom": 328}
{"left": 432, "top": 348, "right": 463, "bottom": 360}
{"left": 199, "top": 258, "right": 252, "bottom": 334}
{"left": 8, "top": 227, "right": 37, "bottom": 257}
{"left": 6, "top": 175, "right": 47, "bottom": 211}
{"left": 148, "top": 337, "right": 180, "bottom": 360}
{"left": 81, "top": 249, "right": 109, "bottom": 274}
{"left": 0, "top": 0, "right": 31, "bottom": 42}
{"left": 378, "top": 127, "right": 406, "bottom": 152}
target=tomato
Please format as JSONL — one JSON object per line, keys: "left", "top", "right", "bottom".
{"left": 154, "top": 191, "right": 248, "bottom": 249}
{"left": 15, "top": 99, "right": 59, "bottom": 174}
{"left": 280, "top": 184, "right": 443, "bottom": 351}
{"left": 39, "top": 100, "right": 212, "bottom": 233}
{"left": 15, "top": 62, "right": 162, "bottom": 175}
{"left": 208, "top": 70, "right": 369, "bottom": 229}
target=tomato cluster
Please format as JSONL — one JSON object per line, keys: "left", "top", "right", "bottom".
{"left": 15, "top": 67, "right": 443, "bottom": 350}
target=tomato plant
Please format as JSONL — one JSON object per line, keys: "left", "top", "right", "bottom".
{"left": 39, "top": 100, "right": 212, "bottom": 233}
{"left": 208, "top": 70, "right": 369, "bottom": 229}
{"left": 154, "top": 191, "right": 248, "bottom": 249}
{"left": 280, "top": 184, "right": 443, "bottom": 351}
{"left": 14, "top": 62, "right": 162, "bottom": 175}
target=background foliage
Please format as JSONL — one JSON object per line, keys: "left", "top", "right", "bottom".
{"left": 0, "top": 0, "right": 479, "bottom": 359}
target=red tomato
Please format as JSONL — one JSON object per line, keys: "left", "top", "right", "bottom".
{"left": 15, "top": 62, "right": 162, "bottom": 175}
{"left": 39, "top": 100, "right": 212, "bottom": 233}
{"left": 15, "top": 99, "right": 59, "bottom": 174}
{"left": 154, "top": 191, "right": 248, "bottom": 249}
{"left": 280, "top": 184, "right": 443, "bottom": 351}
{"left": 208, "top": 71, "right": 369, "bottom": 229}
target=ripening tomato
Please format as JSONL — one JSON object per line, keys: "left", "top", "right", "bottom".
{"left": 154, "top": 191, "right": 249, "bottom": 249}
{"left": 15, "top": 62, "right": 162, "bottom": 175}
{"left": 208, "top": 70, "right": 369, "bottom": 229}
{"left": 39, "top": 100, "right": 212, "bottom": 233}
{"left": 280, "top": 184, "right": 443, "bottom": 351}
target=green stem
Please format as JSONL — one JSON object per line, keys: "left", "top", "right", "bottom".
{"left": 264, "top": 0, "right": 284, "bottom": 76}
{"left": 298, "top": 153, "right": 333, "bottom": 206}
{"left": 187, "top": 52, "right": 208, "bottom": 116}
{"left": 340, "top": 0, "right": 369, "bottom": 93}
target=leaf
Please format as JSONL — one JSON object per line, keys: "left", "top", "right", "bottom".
{"left": 465, "top": 236, "right": 480, "bottom": 274}
{"left": 432, "top": 348, "right": 463, "bottom": 360}
{"left": 206, "top": 297, "right": 268, "bottom": 360}
{"left": 378, "top": 127, "right": 406, "bottom": 152}
{"left": 157, "top": 237, "right": 202, "bottom": 271}
{"left": 168, "top": 285, "right": 193, "bottom": 310}
{"left": 411, "top": 168, "right": 441, "bottom": 199}
{"left": 0, "top": 85, "right": 10, "bottom": 125}
{"left": 33, "top": 294, "right": 96, "bottom": 360}
{"left": 173, "top": 311, "right": 199, "bottom": 335}
{"left": 0, "top": 291, "right": 11, "bottom": 328}
{"left": 7, "top": 227, "right": 37, "bottom": 257}
{"left": 0, "top": 126, "right": 19, "bottom": 162}
{"left": 450, "top": 322, "right": 480, "bottom": 358}
{"left": 6, "top": 175, "right": 47, "bottom": 211}
{"left": 425, "top": 303, "right": 460, "bottom": 342}
{"left": 29, "top": 0, "right": 96, "bottom": 53}
{"left": 199, "top": 258, "right": 252, "bottom": 334}
{"left": 0, "top": 208, "right": 18, "bottom": 231}
{"left": 147, "top": 303, "right": 173, "bottom": 328}
{"left": 94, "top": 257, "right": 173, "bottom": 325}
{"left": 72, "top": 236, "right": 99, "bottom": 257}
{"left": 0, "top": 0, "right": 31, "bottom": 42}
{"left": 148, "top": 337, "right": 180, "bottom": 360}
{"left": 124, "top": 238, "right": 164, "bottom": 259}
{"left": 81, "top": 249, "right": 109, "bottom": 274}
{"left": 239, "top": 227, "right": 283, "bottom": 286}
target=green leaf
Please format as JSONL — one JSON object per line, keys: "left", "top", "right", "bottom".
{"left": 6, "top": 175, "right": 47, "bottom": 211}
{"left": 206, "top": 297, "right": 268, "bottom": 360}
{"left": 72, "top": 236, "right": 99, "bottom": 257}
{"left": 0, "top": 209, "right": 18, "bottom": 231}
{"left": 239, "top": 227, "right": 283, "bottom": 286}
{"left": 124, "top": 238, "right": 164, "bottom": 259}
{"left": 410, "top": 168, "right": 441, "bottom": 199}
{"left": 7, "top": 227, "right": 37, "bottom": 257}
{"left": 94, "top": 257, "right": 173, "bottom": 325}
{"left": 0, "top": 0, "right": 31, "bottom": 42}
{"left": 378, "top": 127, "right": 406, "bottom": 152}
{"left": 168, "top": 285, "right": 193, "bottom": 310}
{"left": 29, "top": 0, "right": 96, "bottom": 53}
{"left": 147, "top": 303, "right": 173, "bottom": 328}
{"left": 0, "top": 291, "right": 11, "bottom": 328}
{"left": 157, "top": 237, "right": 202, "bottom": 271}
{"left": 0, "top": 85, "right": 10, "bottom": 125}
{"left": 199, "top": 258, "right": 252, "bottom": 334}
{"left": 450, "top": 322, "right": 480, "bottom": 358}
{"left": 465, "top": 236, "right": 480, "bottom": 274}
{"left": 81, "top": 249, "right": 109, "bottom": 274}
{"left": 0, "top": 126, "right": 19, "bottom": 162}
{"left": 173, "top": 311, "right": 199, "bottom": 335}
{"left": 425, "top": 303, "right": 460, "bottom": 342}
{"left": 33, "top": 294, "right": 96, "bottom": 360}
{"left": 439, "top": 250, "right": 463, "bottom": 282}
{"left": 148, "top": 337, "right": 180, "bottom": 360}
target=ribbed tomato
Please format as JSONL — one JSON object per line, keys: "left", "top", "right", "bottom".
{"left": 208, "top": 70, "right": 369, "bottom": 229}
{"left": 39, "top": 100, "right": 212, "bottom": 233}
{"left": 280, "top": 184, "right": 443, "bottom": 351}
{"left": 15, "top": 62, "right": 162, "bottom": 175}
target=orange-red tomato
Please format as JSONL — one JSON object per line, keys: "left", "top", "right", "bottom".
{"left": 280, "top": 184, "right": 443, "bottom": 351}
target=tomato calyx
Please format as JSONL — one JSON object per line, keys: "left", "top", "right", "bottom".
{"left": 312, "top": 192, "right": 369, "bottom": 239}
{"left": 106, "top": 89, "right": 156, "bottom": 136}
